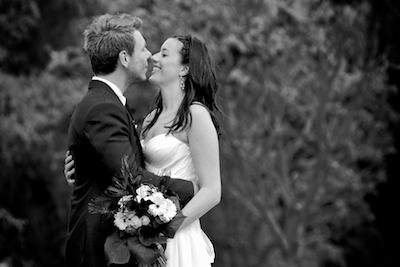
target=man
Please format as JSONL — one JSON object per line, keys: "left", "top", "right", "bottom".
{"left": 64, "top": 14, "right": 194, "bottom": 267}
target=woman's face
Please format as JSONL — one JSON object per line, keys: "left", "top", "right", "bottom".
{"left": 149, "top": 38, "right": 185, "bottom": 86}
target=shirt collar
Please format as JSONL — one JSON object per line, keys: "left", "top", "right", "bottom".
{"left": 92, "top": 76, "right": 127, "bottom": 106}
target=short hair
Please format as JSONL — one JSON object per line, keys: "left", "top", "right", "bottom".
{"left": 83, "top": 13, "right": 142, "bottom": 75}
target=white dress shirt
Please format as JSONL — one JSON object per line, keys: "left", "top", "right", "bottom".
{"left": 92, "top": 76, "right": 126, "bottom": 106}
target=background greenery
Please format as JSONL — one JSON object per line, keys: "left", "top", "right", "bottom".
{"left": 1, "top": 0, "right": 399, "bottom": 266}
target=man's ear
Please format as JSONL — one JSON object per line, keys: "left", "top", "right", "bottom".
{"left": 180, "top": 65, "right": 189, "bottom": 76}
{"left": 118, "top": 50, "right": 130, "bottom": 68}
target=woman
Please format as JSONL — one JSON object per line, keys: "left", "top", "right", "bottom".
{"left": 65, "top": 34, "right": 221, "bottom": 267}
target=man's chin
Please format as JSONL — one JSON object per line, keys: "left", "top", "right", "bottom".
{"left": 128, "top": 74, "right": 147, "bottom": 84}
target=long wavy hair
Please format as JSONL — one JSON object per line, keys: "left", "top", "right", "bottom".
{"left": 142, "top": 34, "right": 221, "bottom": 138}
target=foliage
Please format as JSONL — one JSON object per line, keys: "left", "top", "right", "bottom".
{"left": 0, "top": 0, "right": 101, "bottom": 75}
{"left": 211, "top": 1, "right": 393, "bottom": 266}
{"left": 0, "top": 72, "right": 86, "bottom": 266}
{"left": 0, "top": 208, "right": 25, "bottom": 266}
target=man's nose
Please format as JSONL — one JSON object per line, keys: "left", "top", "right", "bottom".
{"left": 145, "top": 49, "right": 151, "bottom": 59}
{"left": 151, "top": 52, "right": 159, "bottom": 61}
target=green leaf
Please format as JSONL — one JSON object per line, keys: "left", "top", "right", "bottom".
{"left": 127, "top": 236, "right": 161, "bottom": 265}
{"left": 138, "top": 228, "right": 167, "bottom": 247}
{"left": 104, "top": 231, "right": 130, "bottom": 265}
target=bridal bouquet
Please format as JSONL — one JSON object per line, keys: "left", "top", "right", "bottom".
{"left": 89, "top": 156, "right": 185, "bottom": 267}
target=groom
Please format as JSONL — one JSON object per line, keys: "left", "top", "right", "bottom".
{"left": 65, "top": 14, "right": 194, "bottom": 267}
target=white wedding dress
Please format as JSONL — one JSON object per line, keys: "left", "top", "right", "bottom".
{"left": 141, "top": 133, "right": 215, "bottom": 267}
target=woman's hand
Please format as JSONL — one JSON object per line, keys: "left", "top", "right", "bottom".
{"left": 64, "top": 150, "right": 76, "bottom": 185}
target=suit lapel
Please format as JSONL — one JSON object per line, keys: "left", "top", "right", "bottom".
{"left": 125, "top": 104, "right": 145, "bottom": 166}
{"left": 129, "top": 116, "right": 145, "bottom": 167}
{"left": 89, "top": 79, "right": 145, "bottom": 166}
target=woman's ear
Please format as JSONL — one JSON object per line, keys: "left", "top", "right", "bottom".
{"left": 180, "top": 65, "right": 189, "bottom": 76}
{"left": 118, "top": 50, "right": 130, "bottom": 68}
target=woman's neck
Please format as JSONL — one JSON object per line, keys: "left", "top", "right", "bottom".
{"left": 160, "top": 81, "right": 184, "bottom": 113}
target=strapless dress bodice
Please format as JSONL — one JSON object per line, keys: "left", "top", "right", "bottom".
{"left": 140, "top": 132, "right": 214, "bottom": 266}
{"left": 141, "top": 133, "right": 199, "bottom": 191}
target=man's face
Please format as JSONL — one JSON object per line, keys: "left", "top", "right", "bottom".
{"left": 127, "top": 30, "right": 151, "bottom": 82}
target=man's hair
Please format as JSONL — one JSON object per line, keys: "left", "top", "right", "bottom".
{"left": 83, "top": 13, "right": 142, "bottom": 75}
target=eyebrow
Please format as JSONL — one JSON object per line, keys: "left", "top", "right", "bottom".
{"left": 161, "top": 49, "right": 170, "bottom": 55}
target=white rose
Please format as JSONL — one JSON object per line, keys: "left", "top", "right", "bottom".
{"left": 148, "top": 204, "right": 161, "bottom": 217}
{"left": 114, "top": 211, "right": 128, "bottom": 230}
{"left": 147, "top": 192, "right": 166, "bottom": 206}
{"left": 135, "top": 185, "right": 152, "bottom": 202}
{"left": 159, "top": 199, "right": 177, "bottom": 223}
{"left": 130, "top": 215, "right": 143, "bottom": 229}
{"left": 141, "top": 216, "right": 150, "bottom": 226}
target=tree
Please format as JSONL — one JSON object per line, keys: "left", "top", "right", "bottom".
{"left": 0, "top": 72, "right": 87, "bottom": 266}
{"left": 0, "top": 0, "right": 100, "bottom": 74}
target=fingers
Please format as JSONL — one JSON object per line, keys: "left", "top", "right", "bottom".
{"left": 64, "top": 150, "right": 75, "bottom": 185}
{"left": 65, "top": 168, "right": 76, "bottom": 185}
{"left": 66, "top": 177, "right": 75, "bottom": 185}
{"left": 65, "top": 158, "right": 74, "bottom": 170}
{"left": 64, "top": 162, "right": 75, "bottom": 178}
{"left": 64, "top": 154, "right": 73, "bottom": 165}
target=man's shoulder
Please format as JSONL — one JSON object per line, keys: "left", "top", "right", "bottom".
{"left": 72, "top": 87, "right": 123, "bottom": 124}
{"left": 81, "top": 89, "right": 114, "bottom": 106}
{"left": 82, "top": 80, "right": 122, "bottom": 105}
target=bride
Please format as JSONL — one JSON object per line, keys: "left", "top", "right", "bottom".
{"left": 65, "top": 34, "right": 221, "bottom": 267}
{"left": 142, "top": 34, "right": 221, "bottom": 266}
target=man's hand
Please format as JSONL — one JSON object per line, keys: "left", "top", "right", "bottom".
{"left": 64, "top": 150, "right": 76, "bottom": 185}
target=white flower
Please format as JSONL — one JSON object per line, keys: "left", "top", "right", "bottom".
{"left": 148, "top": 204, "right": 162, "bottom": 217}
{"left": 135, "top": 184, "right": 152, "bottom": 202}
{"left": 114, "top": 211, "right": 131, "bottom": 230}
{"left": 147, "top": 196, "right": 177, "bottom": 223}
{"left": 130, "top": 215, "right": 142, "bottom": 229}
{"left": 159, "top": 198, "right": 177, "bottom": 223}
{"left": 118, "top": 195, "right": 133, "bottom": 208}
{"left": 113, "top": 210, "right": 141, "bottom": 231}
{"left": 114, "top": 211, "right": 126, "bottom": 230}
{"left": 141, "top": 215, "right": 150, "bottom": 226}
{"left": 147, "top": 191, "right": 165, "bottom": 205}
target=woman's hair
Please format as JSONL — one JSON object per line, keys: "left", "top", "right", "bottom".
{"left": 142, "top": 34, "right": 221, "bottom": 138}
{"left": 83, "top": 13, "right": 142, "bottom": 75}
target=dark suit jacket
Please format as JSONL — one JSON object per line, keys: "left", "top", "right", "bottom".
{"left": 64, "top": 80, "right": 194, "bottom": 267}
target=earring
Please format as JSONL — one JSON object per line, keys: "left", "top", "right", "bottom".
{"left": 179, "top": 76, "right": 185, "bottom": 91}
